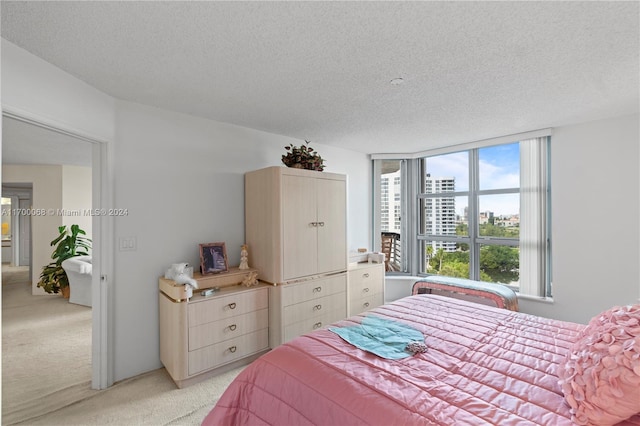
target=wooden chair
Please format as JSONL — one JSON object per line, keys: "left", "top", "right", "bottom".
{"left": 381, "top": 234, "right": 394, "bottom": 271}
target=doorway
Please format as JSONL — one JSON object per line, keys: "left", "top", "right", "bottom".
{"left": 1, "top": 111, "right": 111, "bottom": 397}
{"left": 2, "top": 185, "right": 33, "bottom": 268}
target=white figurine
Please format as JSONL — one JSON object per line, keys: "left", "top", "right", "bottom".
{"left": 164, "top": 262, "right": 198, "bottom": 289}
{"left": 239, "top": 244, "right": 250, "bottom": 270}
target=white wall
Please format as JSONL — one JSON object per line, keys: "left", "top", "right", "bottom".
{"left": 518, "top": 113, "right": 640, "bottom": 323}
{"left": 62, "top": 165, "right": 93, "bottom": 236}
{"left": 2, "top": 165, "right": 63, "bottom": 291}
{"left": 111, "top": 101, "right": 369, "bottom": 380}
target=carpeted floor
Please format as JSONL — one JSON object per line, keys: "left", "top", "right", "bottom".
{"left": 2, "top": 265, "right": 93, "bottom": 424}
{"left": 1, "top": 265, "right": 243, "bottom": 425}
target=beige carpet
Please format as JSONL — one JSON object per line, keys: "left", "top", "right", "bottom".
{"left": 2, "top": 265, "right": 244, "bottom": 425}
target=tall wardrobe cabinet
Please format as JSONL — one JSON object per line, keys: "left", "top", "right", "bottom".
{"left": 245, "top": 166, "right": 348, "bottom": 347}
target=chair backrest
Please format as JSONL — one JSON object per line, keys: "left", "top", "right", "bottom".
{"left": 381, "top": 235, "right": 393, "bottom": 271}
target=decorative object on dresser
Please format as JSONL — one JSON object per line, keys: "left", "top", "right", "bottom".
{"left": 245, "top": 166, "right": 348, "bottom": 347}
{"left": 241, "top": 271, "right": 258, "bottom": 287}
{"left": 348, "top": 261, "right": 385, "bottom": 316}
{"left": 164, "top": 262, "right": 197, "bottom": 289}
{"left": 281, "top": 140, "right": 325, "bottom": 171}
{"left": 159, "top": 266, "right": 267, "bottom": 388}
{"left": 199, "top": 242, "right": 228, "bottom": 274}
{"left": 238, "top": 244, "right": 249, "bottom": 270}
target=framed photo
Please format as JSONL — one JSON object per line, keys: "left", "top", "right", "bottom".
{"left": 199, "top": 242, "right": 229, "bottom": 275}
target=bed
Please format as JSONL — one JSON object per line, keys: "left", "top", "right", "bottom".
{"left": 203, "top": 293, "right": 640, "bottom": 425}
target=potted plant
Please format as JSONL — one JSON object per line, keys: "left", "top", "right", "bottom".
{"left": 281, "top": 140, "right": 325, "bottom": 171}
{"left": 37, "top": 224, "right": 92, "bottom": 296}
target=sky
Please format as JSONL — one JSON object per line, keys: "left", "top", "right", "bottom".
{"left": 426, "top": 142, "right": 520, "bottom": 216}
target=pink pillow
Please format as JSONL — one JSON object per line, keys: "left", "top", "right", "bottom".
{"left": 558, "top": 304, "right": 640, "bottom": 425}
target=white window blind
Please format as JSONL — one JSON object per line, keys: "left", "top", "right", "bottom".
{"left": 519, "top": 136, "right": 550, "bottom": 296}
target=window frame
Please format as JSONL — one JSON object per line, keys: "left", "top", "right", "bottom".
{"left": 373, "top": 130, "right": 552, "bottom": 298}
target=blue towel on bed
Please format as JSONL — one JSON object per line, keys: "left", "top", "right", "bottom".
{"left": 329, "top": 315, "right": 425, "bottom": 359}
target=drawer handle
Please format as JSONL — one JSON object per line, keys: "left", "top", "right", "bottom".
{"left": 363, "top": 287, "right": 370, "bottom": 293}
{"left": 313, "top": 286, "right": 322, "bottom": 293}
{"left": 313, "top": 304, "right": 322, "bottom": 311}
{"left": 227, "top": 302, "right": 237, "bottom": 310}
{"left": 228, "top": 324, "right": 237, "bottom": 331}
{"left": 364, "top": 302, "right": 370, "bottom": 308}
{"left": 363, "top": 273, "right": 370, "bottom": 278}
{"left": 228, "top": 346, "right": 237, "bottom": 353}
{"left": 313, "top": 322, "right": 322, "bottom": 329}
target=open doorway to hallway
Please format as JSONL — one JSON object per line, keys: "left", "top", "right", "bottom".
{"left": 1, "top": 115, "right": 98, "bottom": 422}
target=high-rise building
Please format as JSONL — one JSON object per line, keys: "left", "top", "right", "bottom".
{"left": 381, "top": 171, "right": 458, "bottom": 260}
{"left": 424, "top": 174, "right": 457, "bottom": 252}
{"left": 381, "top": 170, "right": 401, "bottom": 233}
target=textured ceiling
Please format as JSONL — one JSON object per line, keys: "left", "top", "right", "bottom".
{"left": 1, "top": 1, "right": 639, "bottom": 156}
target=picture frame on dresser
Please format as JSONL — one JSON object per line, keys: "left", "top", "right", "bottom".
{"left": 199, "top": 242, "right": 228, "bottom": 274}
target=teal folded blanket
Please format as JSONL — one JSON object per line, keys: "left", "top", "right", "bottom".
{"left": 329, "top": 315, "right": 425, "bottom": 359}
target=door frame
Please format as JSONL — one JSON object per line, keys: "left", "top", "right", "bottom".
{"left": 2, "top": 108, "right": 114, "bottom": 390}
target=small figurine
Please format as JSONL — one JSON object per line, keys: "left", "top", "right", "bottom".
{"left": 164, "top": 263, "right": 198, "bottom": 289}
{"left": 242, "top": 271, "right": 258, "bottom": 287}
{"left": 239, "top": 244, "right": 250, "bottom": 270}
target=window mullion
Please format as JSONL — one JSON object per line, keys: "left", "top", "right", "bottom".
{"left": 468, "top": 149, "right": 480, "bottom": 280}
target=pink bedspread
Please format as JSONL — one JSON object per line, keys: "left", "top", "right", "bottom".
{"left": 203, "top": 295, "right": 640, "bottom": 425}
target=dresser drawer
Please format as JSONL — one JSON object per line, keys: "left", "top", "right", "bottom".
{"left": 281, "top": 274, "right": 346, "bottom": 306}
{"left": 349, "top": 266, "right": 384, "bottom": 295}
{"left": 283, "top": 309, "right": 346, "bottom": 342}
{"left": 188, "top": 308, "right": 268, "bottom": 351}
{"left": 188, "top": 287, "right": 268, "bottom": 326}
{"left": 350, "top": 280, "right": 383, "bottom": 300}
{"left": 188, "top": 329, "right": 269, "bottom": 375}
{"left": 350, "top": 292, "right": 384, "bottom": 316}
{"left": 283, "top": 292, "right": 346, "bottom": 326}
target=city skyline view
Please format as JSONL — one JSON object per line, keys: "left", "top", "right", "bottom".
{"left": 425, "top": 142, "right": 520, "bottom": 217}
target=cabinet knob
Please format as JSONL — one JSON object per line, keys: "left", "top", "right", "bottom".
{"left": 313, "top": 304, "right": 322, "bottom": 311}
{"left": 313, "top": 286, "right": 322, "bottom": 293}
{"left": 318, "top": 222, "right": 325, "bottom": 227}
{"left": 227, "top": 302, "right": 237, "bottom": 310}
{"left": 363, "top": 287, "right": 370, "bottom": 293}
{"left": 310, "top": 222, "right": 318, "bottom": 227}
{"left": 228, "top": 324, "right": 237, "bottom": 331}
{"left": 363, "top": 273, "right": 369, "bottom": 278}
{"left": 313, "top": 322, "right": 322, "bottom": 329}
{"left": 364, "top": 302, "right": 370, "bottom": 308}
{"left": 228, "top": 346, "right": 237, "bottom": 353}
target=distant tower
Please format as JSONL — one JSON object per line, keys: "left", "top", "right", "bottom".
{"left": 424, "top": 175, "right": 456, "bottom": 252}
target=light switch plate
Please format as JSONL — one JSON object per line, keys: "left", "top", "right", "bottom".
{"left": 119, "top": 236, "right": 137, "bottom": 251}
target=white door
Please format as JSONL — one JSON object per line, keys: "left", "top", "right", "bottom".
{"left": 282, "top": 175, "right": 317, "bottom": 280}
{"left": 316, "top": 178, "right": 347, "bottom": 274}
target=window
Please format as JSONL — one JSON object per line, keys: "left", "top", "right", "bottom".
{"left": 1, "top": 197, "right": 11, "bottom": 241}
{"left": 374, "top": 135, "right": 551, "bottom": 297}
{"left": 376, "top": 159, "right": 406, "bottom": 272}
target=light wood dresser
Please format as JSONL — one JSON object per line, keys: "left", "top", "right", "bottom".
{"left": 348, "top": 262, "right": 385, "bottom": 316}
{"left": 159, "top": 268, "right": 269, "bottom": 388}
